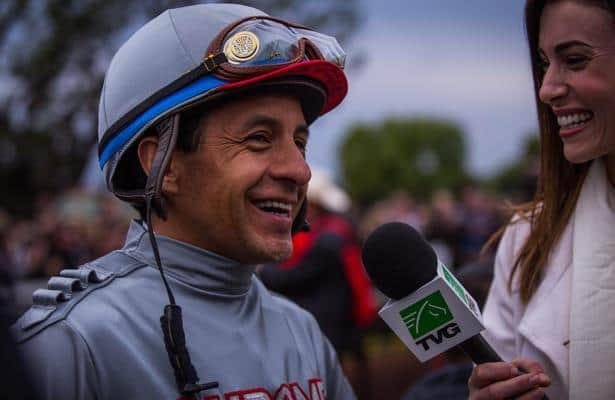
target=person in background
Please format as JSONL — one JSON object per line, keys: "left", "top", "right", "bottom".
{"left": 11, "top": 3, "right": 355, "bottom": 399}
{"left": 469, "top": 0, "right": 615, "bottom": 399}
{"left": 0, "top": 297, "right": 35, "bottom": 400}
{"left": 455, "top": 184, "right": 501, "bottom": 268}
{"left": 423, "top": 189, "right": 461, "bottom": 268}
{"left": 260, "top": 168, "right": 377, "bottom": 399}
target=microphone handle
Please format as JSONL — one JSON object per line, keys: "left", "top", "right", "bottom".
{"left": 458, "top": 333, "right": 502, "bottom": 364}
{"left": 458, "top": 334, "right": 549, "bottom": 400}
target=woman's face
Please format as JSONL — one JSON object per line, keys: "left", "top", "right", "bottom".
{"left": 538, "top": 1, "right": 615, "bottom": 164}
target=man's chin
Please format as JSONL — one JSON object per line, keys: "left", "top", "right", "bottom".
{"left": 237, "top": 230, "right": 293, "bottom": 264}
{"left": 258, "top": 236, "right": 293, "bottom": 263}
{"left": 265, "top": 243, "right": 293, "bottom": 263}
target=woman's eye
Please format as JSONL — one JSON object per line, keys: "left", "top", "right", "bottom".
{"left": 564, "top": 55, "right": 589, "bottom": 69}
{"left": 538, "top": 57, "right": 549, "bottom": 72}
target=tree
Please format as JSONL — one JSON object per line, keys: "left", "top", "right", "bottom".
{"left": 340, "top": 117, "right": 470, "bottom": 206}
{"left": 0, "top": 0, "right": 361, "bottom": 215}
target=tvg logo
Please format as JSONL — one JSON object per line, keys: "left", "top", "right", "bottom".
{"left": 399, "top": 290, "right": 462, "bottom": 351}
{"left": 415, "top": 322, "right": 461, "bottom": 351}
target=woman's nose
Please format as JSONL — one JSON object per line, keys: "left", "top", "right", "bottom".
{"left": 538, "top": 64, "right": 569, "bottom": 105}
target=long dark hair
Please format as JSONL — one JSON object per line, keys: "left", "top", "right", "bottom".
{"left": 505, "top": 0, "right": 614, "bottom": 304}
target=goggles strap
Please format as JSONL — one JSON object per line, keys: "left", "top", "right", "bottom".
{"left": 203, "top": 52, "right": 227, "bottom": 72}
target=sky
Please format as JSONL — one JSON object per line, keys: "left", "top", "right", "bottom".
{"left": 307, "top": 0, "right": 539, "bottom": 178}
{"left": 82, "top": 0, "right": 539, "bottom": 188}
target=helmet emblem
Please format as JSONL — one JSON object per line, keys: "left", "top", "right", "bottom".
{"left": 223, "top": 31, "right": 260, "bottom": 64}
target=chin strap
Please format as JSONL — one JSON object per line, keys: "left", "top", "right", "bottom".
{"left": 142, "top": 113, "right": 306, "bottom": 396}
{"left": 291, "top": 200, "right": 310, "bottom": 234}
{"left": 144, "top": 114, "right": 180, "bottom": 220}
{"left": 144, "top": 114, "right": 219, "bottom": 397}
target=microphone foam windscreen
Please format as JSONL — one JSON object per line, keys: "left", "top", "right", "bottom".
{"left": 362, "top": 222, "right": 438, "bottom": 300}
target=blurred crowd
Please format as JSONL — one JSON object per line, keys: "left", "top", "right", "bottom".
{"left": 0, "top": 190, "right": 134, "bottom": 283}
{"left": 353, "top": 184, "right": 512, "bottom": 399}
{"left": 359, "top": 184, "right": 510, "bottom": 271}
{"left": 0, "top": 180, "right": 514, "bottom": 399}
{"left": 0, "top": 183, "right": 510, "bottom": 285}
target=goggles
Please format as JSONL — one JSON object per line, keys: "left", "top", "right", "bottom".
{"left": 206, "top": 16, "right": 346, "bottom": 80}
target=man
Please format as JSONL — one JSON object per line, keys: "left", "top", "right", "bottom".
{"left": 11, "top": 4, "right": 354, "bottom": 399}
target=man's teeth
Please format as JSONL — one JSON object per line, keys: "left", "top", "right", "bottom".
{"left": 256, "top": 200, "right": 292, "bottom": 216}
{"left": 557, "top": 112, "right": 592, "bottom": 128}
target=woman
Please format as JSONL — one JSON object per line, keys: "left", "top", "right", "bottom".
{"left": 468, "top": 0, "right": 615, "bottom": 399}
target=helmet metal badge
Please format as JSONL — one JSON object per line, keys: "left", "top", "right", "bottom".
{"left": 224, "top": 31, "right": 260, "bottom": 64}
{"left": 96, "top": 3, "right": 347, "bottom": 398}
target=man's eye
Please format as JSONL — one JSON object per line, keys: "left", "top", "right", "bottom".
{"left": 244, "top": 132, "right": 271, "bottom": 151}
{"left": 246, "top": 133, "right": 269, "bottom": 143}
{"left": 295, "top": 139, "right": 307, "bottom": 154}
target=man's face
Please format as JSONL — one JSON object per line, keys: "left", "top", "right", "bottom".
{"left": 170, "top": 93, "right": 311, "bottom": 264}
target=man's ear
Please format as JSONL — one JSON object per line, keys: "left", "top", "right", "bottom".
{"left": 137, "top": 136, "right": 180, "bottom": 195}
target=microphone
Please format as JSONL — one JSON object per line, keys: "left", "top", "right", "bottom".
{"left": 361, "top": 221, "right": 501, "bottom": 364}
{"left": 362, "top": 222, "right": 549, "bottom": 399}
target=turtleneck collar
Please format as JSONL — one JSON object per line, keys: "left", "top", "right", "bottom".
{"left": 122, "top": 220, "right": 256, "bottom": 296}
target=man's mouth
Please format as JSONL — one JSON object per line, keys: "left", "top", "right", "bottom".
{"left": 253, "top": 200, "right": 292, "bottom": 218}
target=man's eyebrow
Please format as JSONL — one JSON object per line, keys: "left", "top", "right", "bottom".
{"left": 239, "top": 114, "right": 310, "bottom": 136}
{"left": 239, "top": 115, "right": 279, "bottom": 131}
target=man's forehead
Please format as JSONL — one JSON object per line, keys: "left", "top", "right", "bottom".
{"left": 202, "top": 92, "right": 307, "bottom": 129}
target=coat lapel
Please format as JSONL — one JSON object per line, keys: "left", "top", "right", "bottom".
{"left": 517, "top": 220, "right": 572, "bottom": 394}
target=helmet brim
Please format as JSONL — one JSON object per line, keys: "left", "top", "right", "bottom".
{"left": 195, "top": 76, "right": 327, "bottom": 125}
{"left": 215, "top": 59, "right": 347, "bottom": 117}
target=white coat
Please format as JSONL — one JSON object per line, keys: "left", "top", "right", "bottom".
{"left": 482, "top": 160, "right": 615, "bottom": 400}
{"left": 482, "top": 214, "right": 571, "bottom": 400}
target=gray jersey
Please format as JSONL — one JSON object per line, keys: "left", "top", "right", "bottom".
{"left": 12, "top": 220, "right": 356, "bottom": 400}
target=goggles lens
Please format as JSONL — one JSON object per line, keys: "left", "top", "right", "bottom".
{"left": 220, "top": 18, "right": 346, "bottom": 69}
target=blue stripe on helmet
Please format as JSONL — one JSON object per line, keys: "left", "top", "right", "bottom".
{"left": 99, "top": 75, "right": 227, "bottom": 169}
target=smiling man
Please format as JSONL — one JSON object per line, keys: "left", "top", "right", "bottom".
{"left": 12, "top": 4, "right": 354, "bottom": 399}
{"left": 146, "top": 93, "right": 313, "bottom": 264}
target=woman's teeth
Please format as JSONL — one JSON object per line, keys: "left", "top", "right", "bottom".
{"left": 557, "top": 112, "right": 592, "bottom": 129}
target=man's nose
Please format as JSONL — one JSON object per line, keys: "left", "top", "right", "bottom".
{"left": 269, "top": 138, "right": 311, "bottom": 187}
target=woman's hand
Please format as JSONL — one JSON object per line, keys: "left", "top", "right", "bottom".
{"left": 468, "top": 357, "right": 551, "bottom": 399}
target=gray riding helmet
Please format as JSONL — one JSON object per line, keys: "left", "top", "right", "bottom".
{"left": 97, "top": 3, "right": 348, "bottom": 218}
